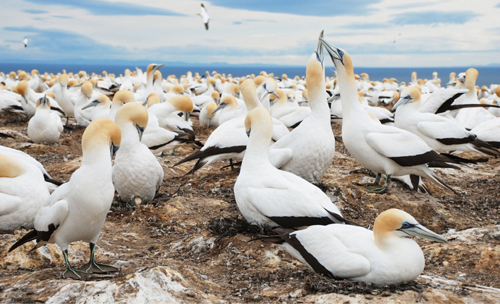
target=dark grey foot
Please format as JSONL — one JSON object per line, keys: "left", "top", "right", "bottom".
{"left": 62, "top": 267, "right": 83, "bottom": 279}
{"left": 78, "top": 261, "right": 119, "bottom": 274}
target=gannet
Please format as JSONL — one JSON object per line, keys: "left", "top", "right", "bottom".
{"left": 9, "top": 118, "right": 122, "bottom": 279}
{"left": 137, "top": 63, "right": 164, "bottom": 104}
{"left": 109, "top": 90, "right": 136, "bottom": 121}
{"left": 321, "top": 37, "right": 459, "bottom": 194}
{"left": 199, "top": 101, "right": 220, "bottom": 127}
{"left": 0, "top": 154, "right": 50, "bottom": 232}
{"left": 23, "top": 37, "right": 29, "bottom": 48}
{"left": 74, "top": 81, "right": 94, "bottom": 127}
{"left": 274, "top": 208, "right": 446, "bottom": 285}
{"left": 198, "top": 3, "right": 210, "bottom": 30}
{"left": 268, "top": 36, "right": 335, "bottom": 184}
{"left": 393, "top": 87, "right": 499, "bottom": 157}
{"left": 269, "top": 90, "right": 310, "bottom": 128}
{"left": 149, "top": 95, "right": 195, "bottom": 139}
{"left": 52, "top": 74, "right": 75, "bottom": 119}
{"left": 234, "top": 107, "right": 345, "bottom": 228}
{"left": 27, "top": 96, "right": 63, "bottom": 144}
{"left": 213, "top": 95, "right": 244, "bottom": 125}
{"left": 113, "top": 103, "right": 163, "bottom": 206}
{"left": 81, "top": 94, "right": 111, "bottom": 121}
{"left": 17, "top": 80, "right": 65, "bottom": 117}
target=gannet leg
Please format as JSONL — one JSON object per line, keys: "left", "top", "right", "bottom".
{"left": 354, "top": 173, "right": 381, "bottom": 187}
{"left": 61, "top": 249, "right": 82, "bottom": 279}
{"left": 78, "top": 243, "right": 119, "bottom": 274}
{"left": 367, "top": 175, "right": 391, "bottom": 194}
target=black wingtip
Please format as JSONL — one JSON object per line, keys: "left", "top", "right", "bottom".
{"left": 9, "top": 229, "right": 37, "bottom": 252}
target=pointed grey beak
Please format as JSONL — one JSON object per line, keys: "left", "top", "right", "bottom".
{"left": 153, "top": 64, "right": 165, "bottom": 73}
{"left": 212, "top": 102, "right": 227, "bottom": 114}
{"left": 269, "top": 97, "right": 278, "bottom": 107}
{"left": 320, "top": 37, "right": 344, "bottom": 66}
{"left": 327, "top": 93, "right": 341, "bottom": 103}
{"left": 315, "top": 30, "right": 324, "bottom": 66}
{"left": 392, "top": 95, "right": 412, "bottom": 112}
{"left": 82, "top": 99, "right": 100, "bottom": 110}
{"left": 136, "top": 124, "right": 145, "bottom": 141}
{"left": 399, "top": 224, "right": 447, "bottom": 243}
{"left": 39, "top": 95, "right": 49, "bottom": 106}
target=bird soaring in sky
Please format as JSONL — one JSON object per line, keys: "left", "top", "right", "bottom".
{"left": 198, "top": 3, "right": 210, "bottom": 30}
{"left": 23, "top": 37, "right": 29, "bottom": 48}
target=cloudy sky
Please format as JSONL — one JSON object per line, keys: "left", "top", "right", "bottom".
{"left": 1, "top": 0, "right": 499, "bottom": 67}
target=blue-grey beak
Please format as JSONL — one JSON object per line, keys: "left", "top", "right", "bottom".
{"left": 398, "top": 223, "right": 447, "bottom": 243}
{"left": 320, "top": 37, "right": 344, "bottom": 66}
{"left": 315, "top": 30, "right": 324, "bottom": 66}
{"left": 82, "top": 99, "right": 100, "bottom": 110}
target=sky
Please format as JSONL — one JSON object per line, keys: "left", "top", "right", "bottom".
{"left": 0, "top": 0, "right": 499, "bottom": 67}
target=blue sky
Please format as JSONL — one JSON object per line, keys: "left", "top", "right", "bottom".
{"left": 0, "top": 0, "right": 499, "bottom": 67}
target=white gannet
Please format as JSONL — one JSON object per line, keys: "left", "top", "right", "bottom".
{"left": 149, "top": 95, "right": 195, "bottom": 139}
{"left": 16, "top": 80, "right": 66, "bottom": 118}
{"left": 109, "top": 90, "right": 136, "bottom": 122}
{"left": 274, "top": 208, "right": 446, "bottom": 285}
{"left": 53, "top": 74, "right": 75, "bottom": 118}
{"left": 234, "top": 107, "right": 345, "bottom": 228}
{"left": 199, "top": 101, "right": 220, "bottom": 127}
{"left": 393, "top": 87, "right": 499, "bottom": 157}
{"left": 27, "top": 95, "right": 63, "bottom": 144}
{"left": 0, "top": 154, "right": 50, "bottom": 232}
{"left": 81, "top": 94, "right": 111, "bottom": 121}
{"left": 74, "top": 81, "right": 94, "bottom": 127}
{"left": 269, "top": 38, "right": 335, "bottom": 184}
{"left": 23, "top": 37, "right": 29, "bottom": 48}
{"left": 269, "top": 90, "right": 311, "bottom": 128}
{"left": 9, "top": 118, "right": 122, "bottom": 279}
{"left": 113, "top": 103, "right": 163, "bottom": 206}
{"left": 198, "top": 3, "right": 210, "bottom": 30}
{"left": 213, "top": 95, "right": 244, "bottom": 125}
{"left": 321, "top": 37, "right": 459, "bottom": 194}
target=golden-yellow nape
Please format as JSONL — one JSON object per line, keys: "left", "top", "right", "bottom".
{"left": 373, "top": 208, "right": 415, "bottom": 246}
{"left": 168, "top": 95, "right": 194, "bottom": 112}
{"left": 16, "top": 81, "right": 28, "bottom": 96}
{"left": 81, "top": 81, "right": 93, "bottom": 98}
{"left": 115, "top": 102, "right": 148, "bottom": 128}
{"left": 244, "top": 106, "right": 272, "bottom": 135}
{"left": 0, "top": 155, "right": 22, "bottom": 178}
{"left": 146, "top": 93, "right": 160, "bottom": 108}
{"left": 82, "top": 118, "right": 122, "bottom": 152}
{"left": 206, "top": 102, "right": 217, "bottom": 118}
{"left": 113, "top": 90, "right": 136, "bottom": 104}
{"left": 401, "top": 86, "right": 421, "bottom": 101}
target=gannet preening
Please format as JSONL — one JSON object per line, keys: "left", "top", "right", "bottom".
{"left": 198, "top": 3, "right": 210, "bottom": 30}
{"left": 274, "top": 209, "right": 446, "bottom": 285}
{"left": 0, "top": 154, "right": 50, "bottom": 233}
{"left": 23, "top": 37, "right": 29, "bottom": 48}
{"left": 113, "top": 103, "right": 163, "bottom": 206}
{"left": 234, "top": 107, "right": 345, "bottom": 228}
{"left": 320, "top": 37, "right": 459, "bottom": 194}
{"left": 27, "top": 95, "right": 63, "bottom": 144}
{"left": 393, "top": 87, "right": 500, "bottom": 157}
{"left": 269, "top": 33, "right": 335, "bottom": 184}
{"left": 9, "top": 118, "right": 122, "bottom": 279}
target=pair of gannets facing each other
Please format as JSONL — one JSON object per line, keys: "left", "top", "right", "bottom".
{"left": 274, "top": 208, "right": 446, "bottom": 285}
{"left": 235, "top": 107, "right": 345, "bottom": 228}
{"left": 27, "top": 95, "right": 63, "bottom": 144}
{"left": 0, "top": 154, "right": 50, "bottom": 232}
{"left": 393, "top": 87, "right": 500, "bottom": 157}
{"left": 320, "top": 37, "right": 460, "bottom": 194}
{"left": 112, "top": 103, "right": 163, "bottom": 206}
{"left": 269, "top": 37, "right": 335, "bottom": 184}
{"left": 9, "top": 118, "right": 122, "bottom": 279}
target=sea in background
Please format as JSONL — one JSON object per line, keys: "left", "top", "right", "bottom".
{"left": 1, "top": 62, "right": 499, "bottom": 87}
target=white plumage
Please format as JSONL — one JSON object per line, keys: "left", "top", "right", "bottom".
{"left": 27, "top": 96, "right": 63, "bottom": 144}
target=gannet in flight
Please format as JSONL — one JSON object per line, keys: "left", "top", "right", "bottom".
{"left": 9, "top": 118, "right": 122, "bottom": 279}
{"left": 23, "top": 37, "right": 29, "bottom": 48}
{"left": 274, "top": 209, "right": 446, "bottom": 285}
{"left": 198, "top": 3, "right": 210, "bottom": 30}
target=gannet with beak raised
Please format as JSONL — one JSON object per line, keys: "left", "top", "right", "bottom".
{"left": 320, "top": 36, "right": 459, "bottom": 194}
{"left": 9, "top": 118, "right": 122, "bottom": 279}
{"left": 275, "top": 209, "right": 446, "bottom": 285}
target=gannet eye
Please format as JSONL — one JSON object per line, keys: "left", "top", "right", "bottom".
{"left": 338, "top": 49, "right": 344, "bottom": 59}
{"left": 405, "top": 95, "right": 411, "bottom": 99}
{"left": 401, "top": 222, "right": 411, "bottom": 229}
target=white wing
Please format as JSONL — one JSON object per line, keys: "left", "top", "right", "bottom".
{"left": 365, "top": 129, "right": 432, "bottom": 159}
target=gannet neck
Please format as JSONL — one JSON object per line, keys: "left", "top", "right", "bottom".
{"left": 240, "top": 80, "right": 260, "bottom": 111}
{"left": 82, "top": 118, "right": 121, "bottom": 165}
{"left": 244, "top": 107, "right": 273, "bottom": 166}
{"left": 0, "top": 155, "right": 23, "bottom": 178}
{"left": 465, "top": 68, "right": 478, "bottom": 97}
{"left": 335, "top": 53, "right": 366, "bottom": 117}
{"left": 306, "top": 53, "right": 328, "bottom": 114}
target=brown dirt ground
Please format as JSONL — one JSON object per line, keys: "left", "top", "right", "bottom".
{"left": 0, "top": 109, "right": 499, "bottom": 303}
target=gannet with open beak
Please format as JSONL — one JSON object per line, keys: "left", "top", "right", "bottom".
{"left": 275, "top": 208, "right": 446, "bottom": 285}
{"left": 269, "top": 34, "right": 335, "bottom": 184}
{"left": 320, "top": 37, "right": 460, "bottom": 194}
{"left": 113, "top": 103, "right": 163, "bottom": 206}
{"left": 235, "top": 107, "right": 345, "bottom": 228}
{"left": 0, "top": 154, "right": 50, "bottom": 232}
{"left": 27, "top": 95, "right": 63, "bottom": 144}
{"left": 9, "top": 118, "right": 121, "bottom": 279}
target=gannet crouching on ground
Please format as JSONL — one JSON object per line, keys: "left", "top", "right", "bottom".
{"left": 27, "top": 95, "right": 63, "bottom": 144}
{"left": 9, "top": 118, "right": 122, "bottom": 279}
{"left": 274, "top": 209, "right": 446, "bottom": 285}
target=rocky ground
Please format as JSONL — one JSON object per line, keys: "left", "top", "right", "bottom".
{"left": 1, "top": 110, "right": 500, "bottom": 304}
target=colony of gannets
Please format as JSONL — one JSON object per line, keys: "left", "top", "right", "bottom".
{"left": 3, "top": 32, "right": 500, "bottom": 287}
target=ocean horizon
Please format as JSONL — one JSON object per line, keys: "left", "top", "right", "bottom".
{"left": 1, "top": 62, "right": 499, "bottom": 87}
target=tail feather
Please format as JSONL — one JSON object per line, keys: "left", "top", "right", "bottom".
{"left": 471, "top": 139, "right": 500, "bottom": 157}
{"left": 424, "top": 170, "right": 458, "bottom": 195}
{"left": 9, "top": 229, "right": 37, "bottom": 252}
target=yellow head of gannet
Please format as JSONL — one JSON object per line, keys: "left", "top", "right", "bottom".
{"left": 253, "top": 75, "right": 266, "bottom": 86}
{"left": 0, "top": 155, "right": 22, "bottom": 178}
{"left": 224, "top": 83, "right": 240, "bottom": 98}
{"left": 113, "top": 90, "right": 136, "bottom": 106}
{"left": 244, "top": 106, "right": 273, "bottom": 139}
{"left": 146, "top": 93, "right": 160, "bottom": 108}
{"left": 81, "top": 81, "right": 93, "bottom": 99}
{"left": 168, "top": 95, "right": 194, "bottom": 112}
{"left": 171, "top": 85, "right": 184, "bottom": 95}
{"left": 286, "top": 92, "right": 295, "bottom": 102}
{"left": 495, "top": 85, "right": 500, "bottom": 98}
{"left": 16, "top": 80, "right": 28, "bottom": 96}
{"left": 211, "top": 91, "right": 220, "bottom": 104}
{"left": 460, "top": 68, "right": 478, "bottom": 91}
{"left": 58, "top": 74, "right": 69, "bottom": 87}
{"left": 82, "top": 94, "right": 111, "bottom": 111}
{"left": 82, "top": 118, "right": 121, "bottom": 157}
{"left": 212, "top": 95, "right": 238, "bottom": 114}
{"left": 35, "top": 95, "right": 51, "bottom": 109}
{"left": 18, "top": 72, "right": 29, "bottom": 81}
{"left": 392, "top": 87, "right": 421, "bottom": 111}
{"left": 115, "top": 102, "right": 148, "bottom": 141}
{"left": 269, "top": 89, "right": 286, "bottom": 106}
{"left": 206, "top": 102, "right": 217, "bottom": 119}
